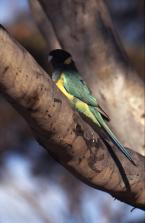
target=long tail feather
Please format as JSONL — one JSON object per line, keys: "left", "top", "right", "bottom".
{"left": 91, "top": 107, "right": 136, "bottom": 165}
{"left": 101, "top": 121, "right": 136, "bottom": 165}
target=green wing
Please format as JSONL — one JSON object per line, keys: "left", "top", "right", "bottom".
{"left": 63, "top": 70, "right": 110, "bottom": 121}
{"left": 64, "top": 70, "right": 97, "bottom": 105}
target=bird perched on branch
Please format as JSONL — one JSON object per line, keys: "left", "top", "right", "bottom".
{"left": 48, "top": 49, "right": 135, "bottom": 165}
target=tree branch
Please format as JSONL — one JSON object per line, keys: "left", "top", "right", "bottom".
{"left": 29, "top": 0, "right": 61, "bottom": 50}
{"left": 37, "top": 0, "right": 144, "bottom": 155}
{"left": 0, "top": 25, "right": 144, "bottom": 210}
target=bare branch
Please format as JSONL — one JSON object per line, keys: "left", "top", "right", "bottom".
{"left": 0, "top": 26, "right": 144, "bottom": 210}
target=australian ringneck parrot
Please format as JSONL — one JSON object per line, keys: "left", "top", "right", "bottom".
{"left": 48, "top": 49, "right": 135, "bottom": 165}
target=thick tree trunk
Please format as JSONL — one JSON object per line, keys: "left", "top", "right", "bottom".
{"left": 0, "top": 26, "right": 144, "bottom": 210}
{"left": 35, "top": 0, "right": 144, "bottom": 155}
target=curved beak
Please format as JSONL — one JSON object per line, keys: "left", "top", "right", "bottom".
{"left": 48, "top": 55, "right": 53, "bottom": 63}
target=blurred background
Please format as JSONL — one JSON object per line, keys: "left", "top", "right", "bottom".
{"left": 0, "top": 0, "right": 144, "bottom": 222}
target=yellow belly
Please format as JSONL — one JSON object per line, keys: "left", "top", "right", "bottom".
{"left": 75, "top": 100, "right": 98, "bottom": 124}
{"left": 56, "top": 73, "right": 98, "bottom": 124}
{"left": 56, "top": 74, "right": 74, "bottom": 101}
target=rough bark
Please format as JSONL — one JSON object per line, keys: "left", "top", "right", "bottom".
{"left": 37, "top": 0, "right": 144, "bottom": 155}
{"left": 0, "top": 26, "right": 144, "bottom": 210}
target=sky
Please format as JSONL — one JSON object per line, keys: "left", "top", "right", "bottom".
{"left": 0, "top": 143, "right": 144, "bottom": 223}
{"left": 0, "top": 0, "right": 29, "bottom": 24}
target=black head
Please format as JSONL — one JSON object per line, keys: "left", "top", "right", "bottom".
{"left": 48, "top": 49, "right": 72, "bottom": 68}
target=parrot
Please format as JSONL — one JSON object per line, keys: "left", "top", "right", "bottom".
{"left": 48, "top": 49, "right": 135, "bottom": 165}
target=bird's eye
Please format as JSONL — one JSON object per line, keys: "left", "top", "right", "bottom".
{"left": 64, "top": 57, "right": 72, "bottom": 64}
